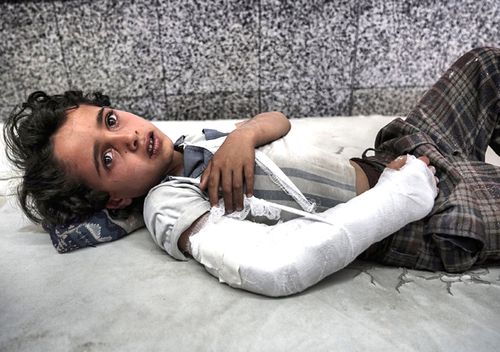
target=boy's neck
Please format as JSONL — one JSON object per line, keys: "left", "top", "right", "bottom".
{"left": 168, "top": 150, "right": 185, "bottom": 177}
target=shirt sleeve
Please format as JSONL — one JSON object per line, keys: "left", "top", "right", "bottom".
{"left": 349, "top": 157, "right": 383, "bottom": 188}
{"left": 143, "top": 180, "right": 211, "bottom": 260}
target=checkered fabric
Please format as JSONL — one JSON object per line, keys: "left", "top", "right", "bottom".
{"left": 361, "top": 47, "right": 500, "bottom": 272}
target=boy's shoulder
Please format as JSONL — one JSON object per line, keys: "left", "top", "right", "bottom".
{"left": 174, "top": 128, "right": 229, "bottom": 150}
{"left": 145, "top": 176, "right": 206, "bottom": 203}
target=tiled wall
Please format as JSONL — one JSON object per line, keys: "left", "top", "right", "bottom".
{"left": 1, "top": 0, "right": 499, "bottom": 120}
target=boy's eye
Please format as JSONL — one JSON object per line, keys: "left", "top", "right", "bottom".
{"left": 105, "top": 111, "right": 118, "bottom": 128}
{"left": 103, "top": 150, "right": 113, "bottom": 168}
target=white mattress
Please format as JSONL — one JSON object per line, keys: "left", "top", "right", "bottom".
{"left": 1, "top": 116, "right": 499, "bottom": 352}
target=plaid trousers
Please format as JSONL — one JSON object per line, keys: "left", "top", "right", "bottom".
{"left": 361, "top": 47, "right": 500, "bottom": 272}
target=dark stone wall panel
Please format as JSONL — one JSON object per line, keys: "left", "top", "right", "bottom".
{"left": 1, "top": 0, "right": 498, "bottom": 120}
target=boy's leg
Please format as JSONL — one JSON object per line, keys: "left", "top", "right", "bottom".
{"left": 409, "top": 47, "right": 500, "bottom": 268}
{"left": 364, "top": 47, "right": 500, "bottom": 271}
{"left": 491, "top": 122, "right": 500, "bottom": 156}
{"left": 406, "top": 47, "right": 500, "bottom": 160}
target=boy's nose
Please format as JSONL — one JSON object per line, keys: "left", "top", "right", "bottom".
{"left": 113, "top": 130, "right": 139, "bottom": 151}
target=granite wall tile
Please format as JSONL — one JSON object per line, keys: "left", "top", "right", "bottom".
{"left": 166, "top": 93, "right": 222, "bottom": 120}
{"left": 162, "top": 40, "right": 258, "bottom": 95}
{"left": 260, "top": 0, "right": 358, "bottom": 92}
{"left": 356, "top": 0, "right": 500, "bottom": 89}
{"left": 0, "top": 105, "right": 17, "bottom": 122}
{"left": 159, "top": 0, "right": 259, "bottom": 96}
{"left": 356, "top": 0, "right": 450, "bottom": 88}
{"left": 111, "top": 95, "right": 166, "bottom": 121}
{"left": 0, "top": 1, "right": 68, "bottom": 105}
{"left": 351, "top": 87, "right": 428, "bottom": 116}
{"left": 438, "top": 0, "right": 500, "bottom": 68}
{"left": 160, "top": 0, "right": 258, "bottom": 45}
{"left": 222, "top": 91, "right": 260, "bottom": 119}
{"left": 55, "top": 0, "right": 164, "bottom": 99}
{"left": 166, "top": 91, "right": 259, "bottom": 120}
{"left": 1, "top": 0, "right": 499, "bottom": 121}
{"left": 261, "top": 88, "right": 351, "bottom": 118}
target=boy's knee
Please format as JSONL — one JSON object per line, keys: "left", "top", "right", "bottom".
{"left": 468, "top": 46, "right": 498, "bottom": 57}
{"left": 460, "top": 47, "right": 500, "bottom": 65}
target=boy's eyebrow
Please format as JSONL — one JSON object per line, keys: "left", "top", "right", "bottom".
{"left": 93, "top": 107, "right": 105, "bottom": 177}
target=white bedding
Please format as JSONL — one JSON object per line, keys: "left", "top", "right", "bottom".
{"left": 1, "top": 116, "right": 499, "bottom": 352}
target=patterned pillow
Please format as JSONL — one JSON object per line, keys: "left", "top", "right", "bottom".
{"left": 43, "top": 209, "right": 144, "bottom": 253}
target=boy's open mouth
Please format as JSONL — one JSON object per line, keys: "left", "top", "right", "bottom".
{"left": 147, "top": 132, "right": 157, "bottom": 158}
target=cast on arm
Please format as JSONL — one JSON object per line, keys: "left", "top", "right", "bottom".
{"left": 199, "top": 112, "right": 291, "bottom": 212}
{"left": 189, "top": 155, "right": 439, "bottom": 297}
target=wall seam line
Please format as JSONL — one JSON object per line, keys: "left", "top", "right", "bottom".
{"left": 257, "top": 0, "right": 262, "bottom": 113}
{"left": 155, "top": 0, "right": 168, "bottom": 118}
{"left": 53, "top": 1, "right": 72, "bottom": 89}
{"left": 348, "top": 2, "right": 361, "bottom": 116}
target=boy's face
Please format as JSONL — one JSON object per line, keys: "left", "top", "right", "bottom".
{"left": 52, "top": 104, "right": 181, "bottom": 208}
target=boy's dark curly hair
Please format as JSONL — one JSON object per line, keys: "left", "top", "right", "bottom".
{"left": 3, "top": 90, "right": 113, "bottom": 226}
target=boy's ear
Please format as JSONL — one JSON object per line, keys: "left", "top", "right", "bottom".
{"left": 106, "top": 197, "right": 133, "bottom": 209}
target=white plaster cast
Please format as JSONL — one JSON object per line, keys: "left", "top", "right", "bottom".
{"left": 190, "top": 155, "right": 438, "bottom": 296}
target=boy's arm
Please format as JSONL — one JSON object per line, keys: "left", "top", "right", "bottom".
{"left": 186, "top": 155, "right": 439, "bottom": 296}
{"left": 199, "top": 111, "right": 290, "bottom": 213}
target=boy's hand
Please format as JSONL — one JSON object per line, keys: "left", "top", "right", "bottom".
{"left": 199, "top": 129, "right": 255, "bottom": 213}
{"left": 199, "top": 111, "right": 291, "bottom": 213}
{"left": 385, "top": 155, "right": 439, "bottom": 191}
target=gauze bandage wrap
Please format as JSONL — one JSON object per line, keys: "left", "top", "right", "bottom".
{"left": 190, "top": 156, "right": 438, "bottom": 297}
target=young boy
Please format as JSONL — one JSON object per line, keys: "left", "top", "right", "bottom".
{"left": 4, "top": 47, "right": 499, "bottom": 297}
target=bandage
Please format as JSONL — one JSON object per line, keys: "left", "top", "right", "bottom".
{"left": 190, "top": 155, "right": 438, "bottom": 297}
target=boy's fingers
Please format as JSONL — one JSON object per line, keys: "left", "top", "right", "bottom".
{"left": 417, "top": 156, "right": 430, "bottom": 165}
{"left": 244, "top": 164, "right": 254, "bottom": 197}
{"left": 387, "top": 155, "right": 431, "bottom": 170}
{"left": 386, "top": 155, "right": 437, "bottom": 193}
{"left": 199, "top": 162, "right": 212, "bottom": 190}
{"left": 387, "top": 155, "right": 407, "bottom": 170}
{"left": 233, "top": 170, "right": 244, "bottom": 211}
{"left": 222, "top": 170, "right": 233, "bottom": 213}
{"left": 208, "top": 170, "right": 220, "bottom": 207}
